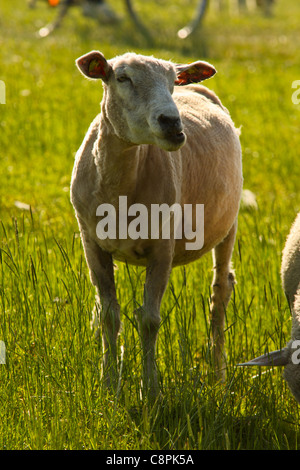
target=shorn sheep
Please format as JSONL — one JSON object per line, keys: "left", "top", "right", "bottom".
{"left": 71, "top": 51, "right": 243, "bottom": 397}
{"left": 239, "top": 213, "right": 300, "bottom": 404}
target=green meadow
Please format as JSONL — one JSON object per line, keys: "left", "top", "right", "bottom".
{"left": 0, "top": 0, "right": 299, "bottom": 449}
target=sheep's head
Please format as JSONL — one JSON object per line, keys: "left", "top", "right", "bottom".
{"left": 238, "top": 334, "right": 300, "bottom": 404}
{"left": 76, "top": 51, "right": 216, "bottom": 152}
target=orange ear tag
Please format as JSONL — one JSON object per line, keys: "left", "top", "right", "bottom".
{"left": 48, "top": 0, "right": 60, "bottom": 6}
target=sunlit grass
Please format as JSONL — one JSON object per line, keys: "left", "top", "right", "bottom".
{"left": 0, "top": 0, "right": 299, "bottom": 450}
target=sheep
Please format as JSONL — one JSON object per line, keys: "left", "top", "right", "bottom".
{"left": 219, "top": 0, "right": 275, "bottom": 14}
{"left": 239, "top": 213, "right": 300, "bottom": 404}
{"left": 71, "top": 50, "right": 243, "bottom": 397}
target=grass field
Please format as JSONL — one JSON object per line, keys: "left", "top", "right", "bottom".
{"left": 0, "top": 0, "right": 300, "bottom": 450}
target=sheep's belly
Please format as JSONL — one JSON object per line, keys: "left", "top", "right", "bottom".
{"left": 94, "top": 231, "right": 224, "bottom": 268}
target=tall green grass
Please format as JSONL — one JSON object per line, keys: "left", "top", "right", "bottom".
{"left": 0, "top": 0, "right": 300, "bottom": 449}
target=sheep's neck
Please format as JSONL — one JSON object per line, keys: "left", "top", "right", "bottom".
{"left": 95, "top": 114, "right": 140, "bottom": 205}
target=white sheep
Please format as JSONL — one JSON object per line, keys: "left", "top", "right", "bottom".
{"left": 239, "top": 213, "right": 300, "bottom": 404}
{"left": 71, "top": 51, "right": 243, "bottom": 397}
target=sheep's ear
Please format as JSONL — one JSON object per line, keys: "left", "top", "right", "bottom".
{"left": 175, "top": 61, "right": 216, "bottom": 86}
{"left": 238, "top": 348, "right": 289, "bottom": 367}
{"left": 76, "top": 51, "right": 112, "bottom": 81}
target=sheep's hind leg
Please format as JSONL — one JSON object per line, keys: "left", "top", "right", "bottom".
{"left": 210, "top": 220, "right": 237, "bottom": 380}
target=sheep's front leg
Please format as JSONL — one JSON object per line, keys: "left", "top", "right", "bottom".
{"left": 78, "top": 219, "right": 120, "bottom": 389}
{"left": 210, "top": 220, "right": 237, "bottom": 379}
{"left": 135, "top": 243, "right": 174, "bottom": 398}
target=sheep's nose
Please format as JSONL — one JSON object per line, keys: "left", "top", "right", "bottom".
{"left": 158, "top": 114, "right": 182, "bottom": 134}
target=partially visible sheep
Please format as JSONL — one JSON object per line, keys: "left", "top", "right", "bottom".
{"left": 281, "top": 213, "right": 300, "bottom": 403}
{"left": 239, "top": 213, "right": 300, "bottom": 404}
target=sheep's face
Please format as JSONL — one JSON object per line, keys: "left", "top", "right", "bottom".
{"left": 239, "top": 340, "right": 300, "bottom": 404}
{"left": 105, "top": 54, "right": 185, "bottom": 152}
{"left": 76, "top": 51, "right": 216, "bottom": 152}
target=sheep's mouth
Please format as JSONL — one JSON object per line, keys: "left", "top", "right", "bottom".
{"left": 165, "top": 130, "right": 186, "bottom": 148}
{"left": 171, "top": 131, "right": 186, "bottom": 144}
{"left": 156, "top": 131, "right": 186, "bottom": 151}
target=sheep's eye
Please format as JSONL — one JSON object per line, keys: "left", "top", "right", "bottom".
{"left": 117, "top": 75, "right": 131, "bottom": 83}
